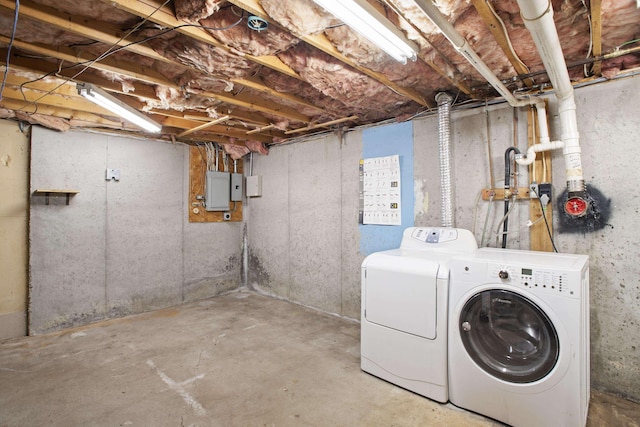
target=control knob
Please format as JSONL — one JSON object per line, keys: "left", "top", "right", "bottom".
{"left": 498, "top": 270, "right": 510, "bottom": 280}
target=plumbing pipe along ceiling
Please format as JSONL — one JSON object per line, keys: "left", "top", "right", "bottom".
{"left": 0, "top": 0, "right": 638, "bottom": 158}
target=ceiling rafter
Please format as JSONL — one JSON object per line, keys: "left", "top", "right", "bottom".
{"left": 590, "top": 0, "right": 602, "bottom": 76}
{"left": 470, "top": 0, "right": 534, "bottom": 87}
{"left": 0, "top": 0, "right": 327, "bottom": 116}
{"left": 379, "top": 0, "right": 472, "bottom": 95}
{"left": 0, "top": 38, "right": 312, "bottom": 123}
{"left": 98, "top": 0, "right": 301, "bottom": 79}
{"left": 1, "top": 70, "right": 286, "bottom": 142}
{"left": 2, "top": 52, "right": 278, "bottom": 129}
{"left": 227, "top": 0, "right": 433, "bottom": 108}
{"left": 1, "top": 82, "right": 278, "bottom": 143}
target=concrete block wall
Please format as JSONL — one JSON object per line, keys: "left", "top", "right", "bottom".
{"left": 248, "top": 76, "right": 640, "bottom": 401}
{"left": 29, "top": 128, "right": 241, "bottom": 334}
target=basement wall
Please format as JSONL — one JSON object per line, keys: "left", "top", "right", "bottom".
{"left": 247, "top": 75, "right": 640, "bottom": 401}
{"left": 29, "top": 128, "right": 241, "bottom": 334}
{"left": 0, "top": 120, "right": 28, "bottom": 340}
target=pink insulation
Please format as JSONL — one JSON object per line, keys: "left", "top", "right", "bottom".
{"left": 245, "top": 140, "right": 269, "bottom": 155}
{"left": 141, "top": 30, "right": 258, "bottom": 79}
{"left": 277, "top": 43, "right": 420, "bottom": 123}
{"left": 222, "top": 143, "right": 251, "bottom": 159}
{"left": 199, "top": 6, "right": 300, "bottom": 57}
{"left": 1, "top": 0, "right": 637, "bottom": 141}
{"left": 260, "top": 0, "right": 337, "bottom": 37}
{"left": 15, "top": 111, "right": 71, "bottom": 131}
{"left": 28, "top": 0, "right": 137, "bottom": 26}
{"left": 174, "top": 0, "right": 224, "bottom": 23}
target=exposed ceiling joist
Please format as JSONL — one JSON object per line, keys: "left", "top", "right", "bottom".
{"left": 590, "top": 0, "right": 603, "bottom": 76}
{"left": 0, "top": 0, "right": 638, "bottom": 149}
{"left": 99, "top": 0, "right": 301, "bottom": 79}
{"left": 0, "top": 0, "right": 327, "bottom": 116}
{"left": 470, "top": 0, "right": 534, "bottom": 87}
{"left": 227, "top": 0, "right": 432, "bottom": 108}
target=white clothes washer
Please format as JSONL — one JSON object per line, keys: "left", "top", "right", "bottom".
{"left": 448, "top": 248, "right": 589, "bottom": 427}
{"left": 361, "top": 227, "right": 477, "bottom": 402}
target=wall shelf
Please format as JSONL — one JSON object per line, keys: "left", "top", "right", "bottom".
{"left": 33, "top": 189, "right": 79, "bottom": 205}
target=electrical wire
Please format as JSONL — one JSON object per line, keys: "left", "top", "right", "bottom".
{"left": 0, "top": 0, "right": 20, "bottom": 103}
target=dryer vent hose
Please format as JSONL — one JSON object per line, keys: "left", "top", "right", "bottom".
{"left": 436, "top": 92, "right": 455, "bottom": 228}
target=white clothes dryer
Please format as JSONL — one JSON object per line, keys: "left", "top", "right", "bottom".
{"left": 448, "top": 248, "right": 589, "bottom": 427}
{"left": 361, "top": 227, "right": 477, "bottom": 402}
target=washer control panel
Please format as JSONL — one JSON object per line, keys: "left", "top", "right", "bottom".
{"left": 491, "top": 264, "right": 571, "bottom": 295}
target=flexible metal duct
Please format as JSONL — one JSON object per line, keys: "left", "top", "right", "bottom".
{"left": 436, "top": 92, "right": 455, "bottom": 227}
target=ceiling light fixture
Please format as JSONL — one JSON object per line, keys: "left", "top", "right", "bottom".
{"left": 311, "top": 0, "right": 418, "bottom": 64}
{"left": 76, "top": 82, "right": 162, "bottom": 133}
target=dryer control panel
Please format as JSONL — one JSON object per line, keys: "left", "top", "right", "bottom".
{"left": 399, "top": 227, "right": 478, "bottom": 252}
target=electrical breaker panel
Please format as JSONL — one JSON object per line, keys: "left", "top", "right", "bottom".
{"left": 205, "top": 171, "right": 230, "bottom": 211}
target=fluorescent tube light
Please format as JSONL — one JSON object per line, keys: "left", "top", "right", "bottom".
{"left": 77, "top": 82, "right": 162, "bottom": 133}
{"left": 312, "top": 0, "right": 417, "bottom": 64}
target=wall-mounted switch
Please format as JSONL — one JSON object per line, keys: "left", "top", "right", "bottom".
{"left": 106, "top": 168, "right": 120, "bottom": 181}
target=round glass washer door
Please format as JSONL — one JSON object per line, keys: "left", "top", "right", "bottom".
{"left": 459, "top": 289, "right": 559, "bottom": 383}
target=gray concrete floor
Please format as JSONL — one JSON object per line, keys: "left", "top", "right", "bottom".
{"left": 0, "top": 291, "right": 638, "bottom": 427}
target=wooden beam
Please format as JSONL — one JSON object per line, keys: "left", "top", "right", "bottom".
{"left": 177, "top": 115, "right": 230, "bottom": 137}
{"left": 481, "top": 187, "right": 530, "bottom": 201}
{"left": 100, "top": 0, "right": 301, "bottom": 80}
{"left": 0, "top": 97, "right": 135, "bottom": 128}
{"left": 0, "top": 0, "right": 327, "bottom": 115}
{"left": 228, "top": 0, "right": 433, "bottom": 108}
{"left": 590, "top": 0, "right": 603, "bottom": 76}
{"left": 0, "top": 41, "right": 310, "bottom": 123}
{"left": 1, "top": 84, "right": 116, "bottom": 115}
{"left": 527, "top": 106, "right": 554, "bottom": 252}
{"left": 377, "top": 0, "right": 472, "bottom": 95}
{"left": 284, "top": 115, "right": 358, "bottom": 134}
{"left": 3, "top": 55, "right": 281, "bottom": 129}
{"left": 0, "top": 0, "right": 171, "bottom": 64}
{"left": 470, "top": 0, "right": 534, "bottom": 87}
{"left": 0, "top": 36, "right": 172, "bottom": 87}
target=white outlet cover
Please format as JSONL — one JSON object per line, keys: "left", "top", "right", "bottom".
{"left": 106, "top": 168, "right": 121, "bottom": 181}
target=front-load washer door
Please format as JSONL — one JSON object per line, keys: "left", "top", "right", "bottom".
{"left": 458, "top": 289, "right": 559, "bottom": 383}
{"left": 364, "top": 256, "right": 440, "bottom": 339}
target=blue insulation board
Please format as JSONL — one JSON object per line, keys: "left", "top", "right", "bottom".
{"left": 359, "top": 121, "right": 414, "bottom": 255}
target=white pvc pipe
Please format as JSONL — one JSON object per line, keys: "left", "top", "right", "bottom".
{"left": 516, "top": 0, "right": 585, "bottom": 192}
{"left": 415, "top": 0, "right": 585, "bottom": 193}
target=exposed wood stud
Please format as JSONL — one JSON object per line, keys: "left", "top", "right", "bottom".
{"left": 177, "top": 115, "right": 231, "bottom": 137}
{"left": 470, "top": 0, "right": 535, "bottom": 87}
{"left": 284, "top": 116, "right": 358, "bottom": 135}
{"left": 590, "top": 0, "right": 603, "bottom": 76}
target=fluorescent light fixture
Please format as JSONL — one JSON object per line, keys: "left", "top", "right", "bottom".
{"left": 312, "top": 0, "right": 417, "bottom": 64}
{"left": 77, "top": 82, "right": 162, "bottom": 133}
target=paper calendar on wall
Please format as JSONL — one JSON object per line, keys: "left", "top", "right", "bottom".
{"left": 359, "top": 154, "right": 401, "bottom": 225}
